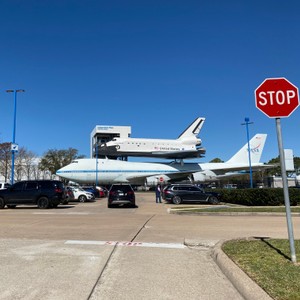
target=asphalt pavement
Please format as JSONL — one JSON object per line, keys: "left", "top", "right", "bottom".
{"left": 0, "top": 192, "right": 298, "bottom": 299}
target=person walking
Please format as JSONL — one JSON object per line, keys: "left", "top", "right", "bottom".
{"left": 155, "top": 184, "right": 162, "bottom": 203}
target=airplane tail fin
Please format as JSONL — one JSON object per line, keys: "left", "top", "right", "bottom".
{"left": 226, "top": 134, "right": 267, "bottom": 164}
{"left": 178, "top": 117, "right": 205, "bottom": 139}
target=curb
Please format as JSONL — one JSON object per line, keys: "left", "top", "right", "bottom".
{"left": 211, "top": 240, "right": 273, "bottom": 300}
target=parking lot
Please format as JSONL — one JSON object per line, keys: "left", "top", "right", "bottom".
{"left": 0, "top": 192, "right": 299, "bottom": 299}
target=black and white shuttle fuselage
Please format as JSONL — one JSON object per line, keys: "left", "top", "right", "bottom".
{"left": 99, "top": 117, "right": 206, "bottom": 159}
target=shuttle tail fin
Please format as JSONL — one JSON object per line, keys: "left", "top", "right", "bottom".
{"left": 226, "top": 134, "right": 267, "bottom": 164}
{"left": 178, "top": 117, "right": 205, "bottom": 140}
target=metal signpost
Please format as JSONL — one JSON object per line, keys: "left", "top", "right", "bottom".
{"left": 241, "top": 117, "right": 254, "bottom": 188}
{"left": 255, "top": 77, "right": 299, "bottom": 263}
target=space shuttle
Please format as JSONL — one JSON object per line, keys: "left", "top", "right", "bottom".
{"left": 57, "top": 134, "right": 272, "bottom": 185}
{"left": 98, "top": 117, "right": 206, "bottom": 159}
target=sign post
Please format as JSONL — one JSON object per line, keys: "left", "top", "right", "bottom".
{"left": 255, "top": 77, "right": 299, "bottom": 264}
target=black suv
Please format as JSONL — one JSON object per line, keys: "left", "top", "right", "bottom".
{"left": 162, "top": 184, "right": 220, "bottom": 205}
{"left": 108, "top": 184, "right": 135, "bottom": 208}
{"left": 0, "top": 180, "right": 67, "bottom": 209}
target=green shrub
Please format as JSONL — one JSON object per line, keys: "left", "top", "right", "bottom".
{"left": 209, "top": 188, "right": 300, "bottom": 206}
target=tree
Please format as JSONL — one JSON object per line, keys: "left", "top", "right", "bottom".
{"left": 14, "top": 147, "right": 38, "bottom": 181}
{"left": 266, "top": 156, "right": 281, "bottom": 176}
{"left": 39, "top": 148, "right": 84, "bottom": 176}
{"left": 209, "top": 158, "right": 224, "bottom": 163}
{"left": 0, "top": 142, "right": 12, "bottom": 182}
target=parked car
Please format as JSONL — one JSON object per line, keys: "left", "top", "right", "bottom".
{"left": 65, "top": 186, "right": 75, "bottom": 200}
{"left": 0, "top": 182, "right": 11, "bottom": 190}
{"left": 162, "top": 184, "right": 220, "bottom": 205}
{"left": 97, "top": 186, "right": 108, "bottom": 198}
{"left": 107, "top": 184, "right": 135, "bottom": 208}
{"left": 82, "top": 186, "right": 100, "bottom": 198}
{"left": 67, "top": 186, "right": 95, "bottom": 202}
{"left": 0, "top": 180, "right": 66, "bottom": 209}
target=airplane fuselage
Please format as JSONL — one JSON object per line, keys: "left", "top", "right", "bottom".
{"left": 100, "top": 137, "right": 205, "bottom": 159}
{"left": 57, "top": 158, "right": 267, "bottom": 185}
{"left": 57, "top": 158, "right": 201, "bottom": 184}
{"left": 97, "top": 117, "right": 206, "bottom": 159}
{"left": 57, "top": 134, "right": 270, "bottom": 185}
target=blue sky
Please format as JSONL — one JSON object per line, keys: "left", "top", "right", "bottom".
{"left": 1, "top": 0, "right": 300, "bottom": 163}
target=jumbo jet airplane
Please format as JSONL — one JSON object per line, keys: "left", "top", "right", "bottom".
{"left": 98, "top": 117, "right": 206, "bottom": 159}
{"left": 57, "top": 134, "right": 271, "bottom": 185}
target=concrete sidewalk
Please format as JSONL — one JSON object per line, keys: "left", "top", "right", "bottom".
{"left": 0, "top": 237, "right": 273, "bottom": 300}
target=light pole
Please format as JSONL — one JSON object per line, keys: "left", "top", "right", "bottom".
{"left": 6, "top": 89, "right": 25, "bottom": 184}
{"left": 95, "top": 142, "right": 98, "bottom": 186}
{"left": 241, "top": 117, "right": 254, "bottom": 188}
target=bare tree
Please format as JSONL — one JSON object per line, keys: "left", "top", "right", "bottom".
{"left": 22, "top": 149, "right": 38, "bottom": 179}
{"left": 15, "top": 147, "right": 26, "bottom": 182}
{"left": 0, "top": 142, "right": 12, "bottom": 182}
{"left": 14, "top": 147, "right": 38, "bottom": 181}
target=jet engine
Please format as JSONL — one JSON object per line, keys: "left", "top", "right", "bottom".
{"left": 145, "top": 175, "right": 171, "bottom": 186}
{"left": 191, "top": 170, "right": 217, "bottom": 182}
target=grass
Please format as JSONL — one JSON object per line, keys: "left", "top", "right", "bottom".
{"left": 170, "top": 206, "right": 300, "bottom": 213}
{"left": 222, "top": 239, "right": 300, "bottom": 300}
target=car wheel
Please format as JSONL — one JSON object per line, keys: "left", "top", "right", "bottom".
{"left": 209, "top": 196, "right": 219, "bottom": 205}
{"left": 0, "top": 197, "right": 5, "bottom": 209}
{"left": 7, "top": 205, "right": 16, "bottom": 209}
{"left": 79, "top": 195, "right": 87, "bottom": 203}
{"left": 172, "top": 196, "right": 182, "bottom": 205}
{"left": 37, "top": 197, "right": 50, "bottom": 209}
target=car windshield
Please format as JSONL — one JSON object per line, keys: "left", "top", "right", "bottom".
{"left": 111, "top": 185, "right": 132, "bottom": 192}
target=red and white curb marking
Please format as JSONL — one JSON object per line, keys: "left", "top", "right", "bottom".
{"left": 65, "top": 240, "right": 186, "bottom": 249}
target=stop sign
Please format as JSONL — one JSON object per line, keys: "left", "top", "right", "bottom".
{"left": 255, "top": 77, "right": 299, "bottom": 118}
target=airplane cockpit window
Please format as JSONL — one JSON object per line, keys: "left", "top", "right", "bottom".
{"left": 71, "top": 160, "right": 78, "bottom": 163}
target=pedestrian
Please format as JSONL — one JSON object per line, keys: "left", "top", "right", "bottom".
{"left": 155, "top": 184, "right": 162, "bottom": 203}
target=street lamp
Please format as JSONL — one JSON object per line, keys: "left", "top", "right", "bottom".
{"left": 95, "top": 142, "right": 98, "bottom": 186}
{"left": 6, "top": 89, "right": 25, "bottom": 184}
{"left": 241, "top": 117, "right": 254, "bottom": 188}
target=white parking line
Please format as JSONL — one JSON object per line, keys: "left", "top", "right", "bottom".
{"left": 33, "top": 212, "right": 91, "bottom": 215}
{"left": 65, "top": 240, "right": 186, "bottom": 249}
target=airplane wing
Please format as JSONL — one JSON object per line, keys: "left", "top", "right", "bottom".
{"left": 209, "top": 165, "right": 275, "bottom": 181}
{"left": 211, "top": 163, "right": 275, "bottom": 176}
{"left": 126, "top": 170, "right": 199, "bottom": 185}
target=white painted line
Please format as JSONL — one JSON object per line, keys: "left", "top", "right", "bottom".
{"left": 65, "top": 240, "right": 186, "bottom": 249}
{"left": 33, "top": 212, "right": 90, "bottom": 215}
{"left": 65, "top": 240, "right": 108, "bottom": 246}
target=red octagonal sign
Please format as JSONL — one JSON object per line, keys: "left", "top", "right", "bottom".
{"left": 255, "top": 77, "right": 299, "bottom": 118}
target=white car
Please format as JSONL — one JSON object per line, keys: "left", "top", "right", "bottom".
{"left": 68, "top": 187, "right": 95, "bottom": 202}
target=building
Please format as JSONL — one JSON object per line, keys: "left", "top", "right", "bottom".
{"left": 90, "top": 125, "right": 131, "bottom": 158}
{"left": 267, "top": 176, "right": 296, "bottom": 188}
